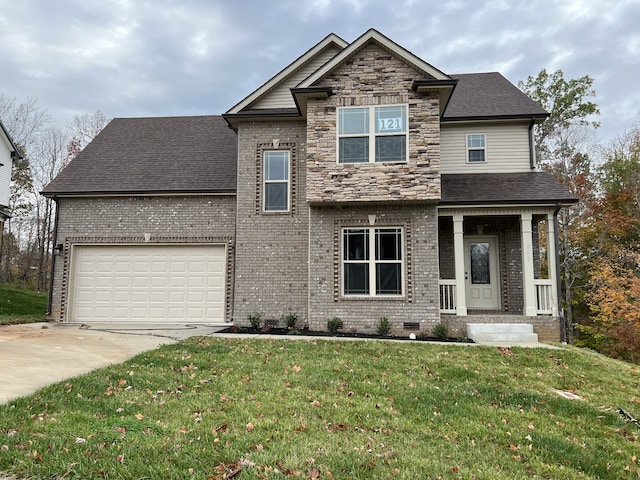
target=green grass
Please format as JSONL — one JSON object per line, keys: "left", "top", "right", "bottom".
{"left": 1, "top": 338, "right": 639, "bottom": 479}
{"left": 0, "top": 283, "right": 48, "bottom": 325}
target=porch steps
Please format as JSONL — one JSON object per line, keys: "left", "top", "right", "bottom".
{"left": 467, "top": 323, "right": 539, "bottom": 343}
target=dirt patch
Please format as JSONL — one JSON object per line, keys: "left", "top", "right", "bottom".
{"left": 0, "top": 324, "right": 54, "bottom": 341}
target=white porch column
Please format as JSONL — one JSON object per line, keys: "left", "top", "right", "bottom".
{"left": 521, "top": 213, "right": 538, "bottom": 316}
{"left": 453, "top": 214, "right": 467, "bottom": 316}
{"left": 546, "top": 212, "right": 559, "bottom": 316}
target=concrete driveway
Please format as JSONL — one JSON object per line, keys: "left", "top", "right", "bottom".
{"left": 0, "top": 322, "right": 223, "bottom": 405}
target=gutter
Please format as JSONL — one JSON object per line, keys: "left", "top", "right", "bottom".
{"left": 553, "top": 203, "right": 565, "bottom": 343}
{"left": 528, "top": 117, "right": 536, "bottom": 169}
{"left": 46, "top": 197, "right": 60, "bottom": 318}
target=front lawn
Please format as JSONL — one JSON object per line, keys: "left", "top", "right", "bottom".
{"left": 0, "top": 284, "right": 48, "bottom": 325}
{"left": 1, "top": 338, "right": 638, "bottom": 479}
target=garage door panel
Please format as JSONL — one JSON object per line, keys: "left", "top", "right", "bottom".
{"left": 70, "top": 245, "right": 226, "bottom": 323}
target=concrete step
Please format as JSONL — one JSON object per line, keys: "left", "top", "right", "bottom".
{"left": 467, "top": 323, "right": 538, "bottom": 343}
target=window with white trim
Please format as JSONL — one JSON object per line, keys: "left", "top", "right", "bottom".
{"left": 466, "top": 134, "right": 486, "bottom": 162}
{"left": 338, "top": 105, "right": 408, "bottom": 163}
{"left": 342, "top": 227, "right": 403, "bottom": 296}
{"left": 263, "top": 150, "right": 290, "bottom": 212}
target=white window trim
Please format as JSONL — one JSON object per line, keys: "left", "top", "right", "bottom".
{"left": 466, "top": 133, "right": 487, "bottom": 163}
{"left": 342, "top": 227, "right": 404, "bottom": 297}
{"left": 337, "top": 104, "right": 408, "bottom": 164}
{"left": 263, "top": 150, "right": 290, "bottom": 213}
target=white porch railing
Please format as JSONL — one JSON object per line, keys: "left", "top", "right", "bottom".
{"left": 439, "top": 279, "right": 456, "bottom": 313}
{"left": 534, "top": 279, "right": 554, "bottom": 314}
{"left": 440, "top": 278, "right": 555, "bottom": 315}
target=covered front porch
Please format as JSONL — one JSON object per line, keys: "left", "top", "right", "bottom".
{"left": 437, "top": 207, "right": 559, "bottom": 321}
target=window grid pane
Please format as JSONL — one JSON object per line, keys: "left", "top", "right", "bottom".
{"left": 338, "top": 105, "right": 407, "bottom": 163}
{"left": 339, "top": 108, "right": 369, "bottom": 135}
{"left": 375, "top": 136, "right": 406, "bottom": 163}
{"left": 339, "top": 137, "right": 369, "bottom": 163}
{"left": 264, "top": 151, "right": 289, "bottom": 212}
{"left": 342, "top": 227, "right": 402, "bottom": 296}
{"left": 468, "top": 149, "right": 485, "bottom": 162}
{"left": 344, "top": 264, "right": 369, "bottom": 295}
{"left": 375, "top": 105, "right": 406, "bottom": 134}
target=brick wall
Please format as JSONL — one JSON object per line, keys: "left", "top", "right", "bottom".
{"left": 50, "top": 195, "right": 236, "bottom": 321}
{"left": 233, "top": 121, "right": 310, "bottom": 327}
{"left": 306, "top": 43, "right": 441, "bottom": 204}
{"left": 308, "top": 203, "right": 441, "bottom": 335}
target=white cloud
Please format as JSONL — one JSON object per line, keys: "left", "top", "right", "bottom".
{"left": 0, "top": 0, "right": 637, "bottom": 141}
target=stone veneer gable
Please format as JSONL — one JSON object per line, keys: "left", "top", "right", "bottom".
{"left": 306, "top": 43, "right": 441, "bottom": 204}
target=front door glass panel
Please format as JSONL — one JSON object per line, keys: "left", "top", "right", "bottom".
{"left": 470, "top": 242, "right": 490, "bottom": 284}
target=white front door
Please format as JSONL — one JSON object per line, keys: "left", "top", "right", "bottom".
{"left": 464, "top": 236, "right": 500, "bottom": 310}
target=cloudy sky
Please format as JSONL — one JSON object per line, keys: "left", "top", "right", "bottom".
{"left": 0, "top": 0, "right": 638, "bottom": 143}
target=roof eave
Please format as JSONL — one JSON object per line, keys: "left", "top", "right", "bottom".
{"left": 222, "top": 109, "right": 301, "bottom": 130}
{"left": 225, "top": 33, "right": 348, "bottom": 115}
{"left": 291, "top": 86, "right": 333, "bottom": 117}
{"left": 441, "top": 113, "right": 549, "bottom": 124}
{"left": 438, "top": 199, "right": 579, "bottom": 207}
{"left": 412, "top": 79, "right": 458, "bottom": 117}
{"left": 0, "top": 119, "right": 23, "bottom": 160}
{"left": 41, "top": 189, "right": 238, "bottom": 198}
{"left": 297, "top": 28, "right": 452, "bottom": 89}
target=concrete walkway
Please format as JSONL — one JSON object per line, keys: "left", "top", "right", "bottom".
{"left": 0, "top": 322, "right": 559, "bottom": 405}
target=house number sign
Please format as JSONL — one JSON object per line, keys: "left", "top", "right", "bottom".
{"left": 378, "top": 118, "right": 403, "bottom": 132}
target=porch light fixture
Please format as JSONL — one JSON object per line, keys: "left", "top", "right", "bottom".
{"left": 53, "top": 243, "right": 64, "bottom": 255}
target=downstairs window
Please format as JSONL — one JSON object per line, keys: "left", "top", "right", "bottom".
{"left": 342, "top": 227, "right": 403, "bottom": 296}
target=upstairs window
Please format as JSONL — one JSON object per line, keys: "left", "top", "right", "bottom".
{"left": 338, "top": 105, "right": 407, "bottom": 163}
{"left": 466, "top": 134, "right": 486, "bottom": 162}
{"left": 263, "top": 151, "right": 289, "bottom": 212}
{"left": 343, "top": 227, "right": 403, "bottom": 296}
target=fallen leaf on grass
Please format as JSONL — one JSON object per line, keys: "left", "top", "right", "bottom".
{"left": 212, "top": 424, "right": 228, "bottom": 434}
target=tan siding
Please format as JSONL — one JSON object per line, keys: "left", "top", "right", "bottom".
{"left": 440, "top": 123, "right": 532, "bottom": 174}
{"left": 251, "top": 46, "right": 341, "bottom": 110}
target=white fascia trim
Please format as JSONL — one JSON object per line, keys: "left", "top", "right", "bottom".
{"left": 297, "top": 28, "right": 451, "bottom": 89}
{"left": 226, "top": 33, "right": 348, "bottom": 115}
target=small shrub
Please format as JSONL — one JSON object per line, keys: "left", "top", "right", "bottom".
{"left": 327, "top": 317, "right": 343, "bottom": 333}
{"left": 284, "top": 312, "right": 298, "bottom": 329}
{"left": 376, "top": 316, "right": 392, "bottom": 336}
{"left": 248, "top": 312, "right": 262, "bottom": 329}
{"left": 432, "top": 322, "right": 448, "bottom": 340}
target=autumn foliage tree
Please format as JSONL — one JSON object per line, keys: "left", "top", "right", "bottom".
{"left": 519, "top": 70, "right": 600, "bottom": 343}
{"left": 575, "top": 128, "right": 640, "bottom": 360}
{"left": 582, "top": 249, "right": 640, "bottom": 362}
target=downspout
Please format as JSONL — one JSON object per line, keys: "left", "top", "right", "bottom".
{"left": 553, "top": 202, "right": 565, "bottom": 343}
{"left": 46, "top": 196, "right": 59, "bottom": 318}
{"left": 528, "top": 118, "right": 536, "bottom": 169}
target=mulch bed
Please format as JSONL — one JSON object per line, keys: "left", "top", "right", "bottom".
{"left": 218, "top": 326, "right": 473, "bottom": 343}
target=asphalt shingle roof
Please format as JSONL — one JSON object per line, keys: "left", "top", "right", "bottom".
{"left": 440, "top": 172, "right": 577, "bottom": 205}
{"left": 42, "top": 116, "right": 237, "bottom": 195}
{"left": 444, "top": 72, "right": 548, "bottom": 120}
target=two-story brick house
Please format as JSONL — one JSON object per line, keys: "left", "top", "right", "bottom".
{"left": 42, "top": 29, "right": 576, "bottom": 341}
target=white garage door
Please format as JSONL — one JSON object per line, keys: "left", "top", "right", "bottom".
{"left": 69, "top": 244, "right": 226, "bottom": 323}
